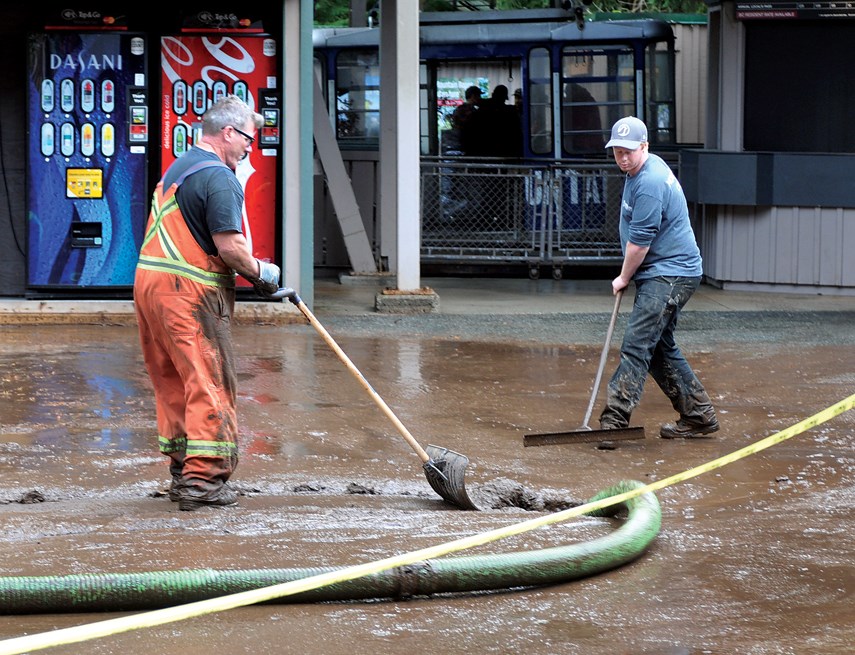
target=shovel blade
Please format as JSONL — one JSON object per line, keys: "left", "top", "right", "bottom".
{"left": 423, "top": 444, "right": 479, "bottom": 510}
{"left": 524, "top": 425, "right": 645, "bottom": 447}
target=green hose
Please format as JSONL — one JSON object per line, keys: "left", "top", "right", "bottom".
{"left": 0, "top": 480, "right": 659, "bottom": 614}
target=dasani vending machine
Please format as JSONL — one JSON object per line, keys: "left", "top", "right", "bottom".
{"left": 26, "top": 12, "right": 149, "bottom": 293}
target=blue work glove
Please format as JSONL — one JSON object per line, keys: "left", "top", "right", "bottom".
{"left": 253, "top": 260, "right": 280, "bottom": 297}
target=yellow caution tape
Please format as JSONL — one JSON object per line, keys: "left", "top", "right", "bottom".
{"left": 2, "top": 391, "right": 853, "bottom": 655}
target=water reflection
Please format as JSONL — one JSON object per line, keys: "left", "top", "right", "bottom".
{"left": 0, "top": 348, "right": 150, "bottom": 451}
{"left": 393, "top": 340, "right": 426, "bottom": 398}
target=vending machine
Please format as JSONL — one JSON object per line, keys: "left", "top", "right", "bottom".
{"left": 161, "top": 10, "right": 281, "bottom": 287}
{"left": 26, "top": 12, "right": 149, "bottom": 292}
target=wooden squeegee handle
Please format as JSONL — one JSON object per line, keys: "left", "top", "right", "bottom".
{"left": 289, "top": 295, "right": 431, "bottom": 464}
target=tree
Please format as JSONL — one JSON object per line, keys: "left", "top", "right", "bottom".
{"left": 314, "top": 0, "right": 354, "bottom": 27}
{"left": 494, "top": 0, "right": 708, "bottom": 12}
{"left": 314, "top": 0, "right": 706, "bottom": 27}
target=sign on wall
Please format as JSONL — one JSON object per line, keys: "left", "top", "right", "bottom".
{"left": 736, "top": 2, "right": 855, "bottom": 20}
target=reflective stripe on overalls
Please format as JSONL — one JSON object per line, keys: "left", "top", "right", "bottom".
{"left": 134, "top": 160, "right": 240, "bottom": 490}
{"left": 137, "top": 161, "right": 236, "bottom": 287}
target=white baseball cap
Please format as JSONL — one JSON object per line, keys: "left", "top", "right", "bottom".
{"left": 605, "top": 116, "right": 648, "bottom": 150}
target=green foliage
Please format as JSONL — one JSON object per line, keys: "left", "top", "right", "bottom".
{"left": 496, "top": 0, "right": 552, "bottom": 8}
{"left": 313, "top": 0, "right": 706, "bottom": 27}
{"left": 422, "top": 1, "right": 461, "bottom": 10}
{"left": 499, "top": 0, "right": 707, "bottom": 11}
{"left": 499, "top": 0, "right": 707, "bottom": 12}
{"left": 591, "top": 0, "right": 707, "bottom": 12}
{"left": 314, "top": 0, "right": 352, "bottom": 27}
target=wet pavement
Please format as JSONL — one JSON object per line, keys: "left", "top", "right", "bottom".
{"left": 0, "top": 278, "right": 854, "bottom": 654}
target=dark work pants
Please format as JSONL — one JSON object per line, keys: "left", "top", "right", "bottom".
{"left": 599, "top": 276, "right": 716, "bottom": 428}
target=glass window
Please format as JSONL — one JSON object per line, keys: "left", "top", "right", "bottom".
{"left": 560, "top": 47, "right": 633, "bottom": 156}
{"left": 528, "top": 47, "right": 552, "bottom": 156}
{"left": 420, "top": 63, "right": 431, "bottom": 156}
{"left": 335, "top": 49, "right": 380, "bottom": 147}
{"left": 432, "top": 61, "right": 520, "bottom": 157}
{"left": 745, "top": 21, "right": 855, "bottom": 152}
{"left": 313, "top": 56, "right": 324, "bottom": 91}
{"left": 646, "top": 42, "right": 676, "bottom": 146}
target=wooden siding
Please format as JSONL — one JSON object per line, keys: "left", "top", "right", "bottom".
{"left": 674, "top": 23, "right": 707, "bottom": 146}
{"left": 697, "top": 204, "right": 855, "bottom": 293}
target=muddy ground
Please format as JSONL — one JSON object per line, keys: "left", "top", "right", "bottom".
{"left": 0, "top": 309, "right": 853, "bottom": 654}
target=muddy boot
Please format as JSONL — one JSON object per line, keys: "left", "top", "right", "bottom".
{"left": 659, "top": 414, "right": 719, "bottom": 439}
{"left": 660, "top": 388, "right": 719, "bottom": 439}
{"left": 168, "top": 477, "right": 181, "bottom": 502}
{"left": 167, "top": 458, "right": 184, "bottom": 502}
{"left": 599, "top": 375, "right": 640, "bottom": 431}
{"left": 599, "top": 409, "right": 630, "bottom": 431}
{"left": 177, "top": 481, "right": 239, "bottom": 511}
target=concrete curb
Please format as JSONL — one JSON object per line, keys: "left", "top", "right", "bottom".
{"left": 374, "top": 287, "right": 440, "bottom": 314}
{"left": 0, "top": 300, "right": 305, "bottom": 326}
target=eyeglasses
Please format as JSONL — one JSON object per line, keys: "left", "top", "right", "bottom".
{"left": 229, "top": 125, "right": 255, "bottom": 145}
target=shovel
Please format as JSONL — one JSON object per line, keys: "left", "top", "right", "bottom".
{"left": 272, "top": 288, "right": 479, "bottom": 510}
{"left": 524, "top": 289, "right": 645, "bottom": 446}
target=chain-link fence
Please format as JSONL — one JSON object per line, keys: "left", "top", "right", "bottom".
{"left": 421, "top": 159, "right": 625, "bottom": 278}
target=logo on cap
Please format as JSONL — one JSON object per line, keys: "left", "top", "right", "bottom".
{"left": 616, "top": 123, "right": 632, "bottom": 138}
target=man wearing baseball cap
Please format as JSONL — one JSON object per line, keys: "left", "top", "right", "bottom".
{"left": 598, "top": 116, "right": 719, "bottom": 439}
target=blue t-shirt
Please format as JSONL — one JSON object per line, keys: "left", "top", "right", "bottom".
{"left": 162, "top": 148, "right": 245, "bottom": 256}
{"left": 618, "top": 153, "right": 702, "bottom": 279}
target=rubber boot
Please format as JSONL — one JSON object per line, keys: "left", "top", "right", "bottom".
{"left": 167, "top": 457, "right": 184, "bottom": 502}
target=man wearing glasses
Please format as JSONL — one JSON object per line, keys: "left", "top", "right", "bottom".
{"left": 134, "top": 94, "right": 280, "bottom": 511}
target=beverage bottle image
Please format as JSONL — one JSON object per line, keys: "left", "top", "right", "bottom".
{"left": 60, "top": 122, "right": 74, "bottom": 157}
{"left": 213, "top": 81, "right": 227, "bottom": 103}
{"left": 173, "top": 124, "right": 187, "bottom": 158}
{"left": 81, "top": 79, "right": 95, "bottom": 113}
{"left": 101, "top": 123, "right": 115, "bottom": 157}
{"left": 81, "top": 123, "right": 95, "bottom": 157}
{"left": 41, "top": 122, "right": 55, "bottom": 157}
{"left": 233, "top": 81, "right": 247, "bottom": 103}
{"left": 41, "top": 79, "right": 54, "bottom": 113}
{"left": 173, "top": 80, "right": 187, "bottom": 115}
{"left": 60, "top": 79, "right": 74, "bottom": 113}
{"left": 101, "top": 80, "right": 115, "bottom": 113}
{"left": 192, "top": 81, "right": 207, "bottom": 116}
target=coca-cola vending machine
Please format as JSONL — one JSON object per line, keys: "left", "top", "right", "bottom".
{"left": 160, "top": 10, "right": 281, "bottom": 288}
{"left": 26, "top": 10, "right": 149, "bottom": 293}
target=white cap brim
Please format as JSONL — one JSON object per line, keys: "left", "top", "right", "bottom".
{"left": 605, "top": 138, "right": 643, "bottom": 150}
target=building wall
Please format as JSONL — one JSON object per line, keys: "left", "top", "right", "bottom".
{"left": 0, "top": 8, "right": 30, "bottom": 297}
{"left": 673, "top": 22, "right": 707, "bottom": 146}
{"left": 698, "top": 204, "right": 855, "bottom": 294}
{"left": 692, "top": 3, "right": 855, "bottom": 294}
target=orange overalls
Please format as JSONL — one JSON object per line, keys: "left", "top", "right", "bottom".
{"left": 134, "top": 161, "right": 240, "bottom": 497}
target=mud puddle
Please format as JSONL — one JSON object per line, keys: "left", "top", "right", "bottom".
{"left": 0, "top": 324, "right": 853, "bottom": 654}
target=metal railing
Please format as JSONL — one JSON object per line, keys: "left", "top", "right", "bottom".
{"left": 420, "top": 159, "right": 625, "bottom": 278}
